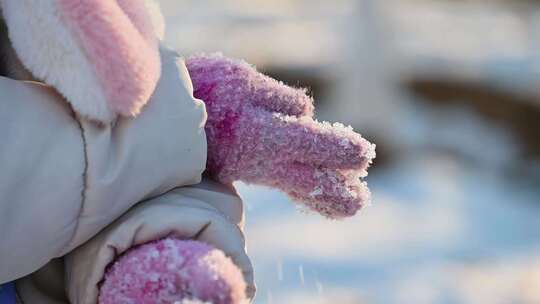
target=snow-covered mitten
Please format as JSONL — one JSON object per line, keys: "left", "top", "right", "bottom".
{"left": 99, "top": 239, "right": 247, "bottom": 304}
{"left": 186, "top": 54, "right": 376, "bottom": 219}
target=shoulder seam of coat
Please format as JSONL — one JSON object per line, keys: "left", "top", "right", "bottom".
{"left": 63, "top": 110, "right": 89, "bottom": 253}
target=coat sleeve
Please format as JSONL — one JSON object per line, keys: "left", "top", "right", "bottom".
{"left": 0, "top": 77, "right": 86, "bottom": 284}
{"left": 64, "top": 179, "right": 255, "bottom": 304}
{"left": 14, "top": 179, "right": 255, "bottom": 304}
{"left": 0, "top": 46, "right": 208, "bottom": 284}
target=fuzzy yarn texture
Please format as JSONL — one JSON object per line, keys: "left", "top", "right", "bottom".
{"left": 186, "top": 54, "right": 376, "bottom": 218}
{"left": 0, "top": 0, "right": 162, "bottom": 122}
{"left": 58, "top": 0, "right": 161, "bottom": 118}
{"left": 99, "top": 239, "right": 247, "bottom": 304}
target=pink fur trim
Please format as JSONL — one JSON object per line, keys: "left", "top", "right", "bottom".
{"left": 58, "top": 0, "right": 161, "bottom": 116}
{"left": 117, "top": 0, "right": 158, "bottom": 42}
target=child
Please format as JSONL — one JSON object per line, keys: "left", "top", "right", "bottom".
{"left": 0, "top": 1, "right": 373, "bottom": 303}
{"left": 0, "top": 2, "right": 255, "bottom": 302}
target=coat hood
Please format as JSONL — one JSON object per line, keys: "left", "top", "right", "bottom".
{"left": 0, "top": 0, "right": 165, "bottom": 123}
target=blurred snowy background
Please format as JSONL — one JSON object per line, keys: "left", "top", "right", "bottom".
{"left": 158, "top": 0, "right": 540, "bottom": 303}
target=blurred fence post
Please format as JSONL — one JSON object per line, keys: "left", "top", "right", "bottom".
{"left": 324, "top": 0, "right": 407, "bottom": 147}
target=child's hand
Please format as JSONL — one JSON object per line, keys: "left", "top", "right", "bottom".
{"left": 186, "top": 55, "right": 375, "bottom": 219}
{"left": 66, "top": 181, "right": 254, "bottom": 304}
{"left": 99, "top": 239, "right": 247, "bottom": 304}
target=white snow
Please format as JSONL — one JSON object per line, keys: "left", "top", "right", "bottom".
{"left": 158, "top": 1, "right": 540, "bottom": 303}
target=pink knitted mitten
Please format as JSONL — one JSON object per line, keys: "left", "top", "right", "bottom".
{"left": 186, "top": 54, "right": 376, "bottom": 219}
{"left": 99, "top": 239, "right": 247, "bottom": 304}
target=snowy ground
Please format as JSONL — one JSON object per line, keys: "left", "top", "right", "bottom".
{"left": 158, "top": 1, "right": 540, "bottom": 303}
{"left": 238, "top": 153, "right": 540, "bottom": 303}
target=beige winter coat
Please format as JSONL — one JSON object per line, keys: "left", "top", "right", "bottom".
{"left": 0, "top": 47, "right": 254, "bottom": 303}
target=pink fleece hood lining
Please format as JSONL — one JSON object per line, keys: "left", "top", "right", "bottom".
{"left": 58, "top": 0, "right": 161, "bottom": 117}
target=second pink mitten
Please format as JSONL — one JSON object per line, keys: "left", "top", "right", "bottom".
{"left": 99, "top": 239, "right": 247, "bottom": 304}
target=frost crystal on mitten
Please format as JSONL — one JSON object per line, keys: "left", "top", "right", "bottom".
{"left": 99, "top": 239, "right": 247, "bottom": 304}
{"left": 186, "top": 54, "right": 376, "bottom": 219}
